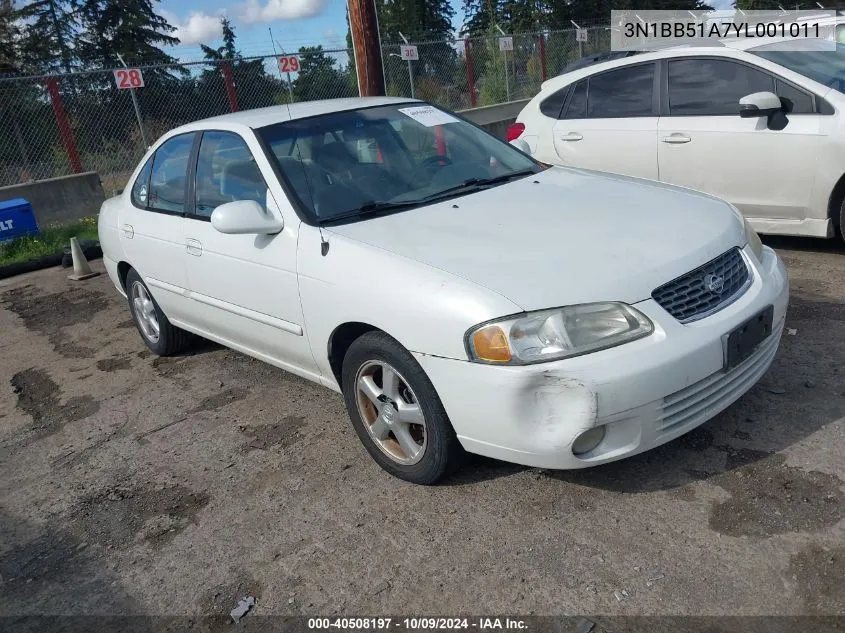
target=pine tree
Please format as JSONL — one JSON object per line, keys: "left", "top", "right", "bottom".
{"left": 76, "top": 0, "right": 179, "bottom": 68}
{"left": 16, "top": 0, "right": 78, "bottom": 74}
{"left": 201, "top": 18, "right": 237, "bottom": 61}
{"left": 378, "top": 0, "right": 455, "bottom": 41}
{"left": 0, "top": 0, "right": 19, "bottom": 73}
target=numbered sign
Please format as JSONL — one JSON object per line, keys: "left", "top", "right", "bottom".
{"left": 498, "top": 36, "right": 514, "bottom": 52}
{"left": 576, "top": 28, "right": 589, "bottom": 43}
{"left": 400, "top": 45, "right": 419, "bottom": 61}
{"left": 278, "top": 54, "right": 300, "bottom": 73}
{"left": 113, "top": 68, "right": 144, "bottom": 89}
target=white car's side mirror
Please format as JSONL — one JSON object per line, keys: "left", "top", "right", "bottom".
{"left": 211, "top": 200, "right": 284, "bottom": 235}
{"left": 739, "top": 92, "right": 782, "bottom": 118}
{"left": 509, "top": 138, "right": 532, "bottom": 155}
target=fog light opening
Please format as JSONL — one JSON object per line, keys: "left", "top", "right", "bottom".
{"left": 572, "top": 426, "right": 606, "bottom": 456}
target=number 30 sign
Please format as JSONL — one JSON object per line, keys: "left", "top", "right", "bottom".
{"left": 114, "top": 68, "right": 145, "bottom": 89}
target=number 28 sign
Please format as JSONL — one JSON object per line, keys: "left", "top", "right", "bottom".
{"left": 278, "top": 55, "right": 300, "bottom": 73}
{"left": 114, "top": 68, "right": 144, "bottom": 89}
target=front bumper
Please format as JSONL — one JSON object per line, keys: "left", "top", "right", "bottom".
{"left": 414, "top": 245, "right": 789, "bottom": 469}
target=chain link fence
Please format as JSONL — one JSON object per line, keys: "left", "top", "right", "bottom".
{"left": 0, "top": 24, "right": 610, "bottom": 191}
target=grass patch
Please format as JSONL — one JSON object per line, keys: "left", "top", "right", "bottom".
{"left": 0, "top": 217, "right": 98, "bottom": 266}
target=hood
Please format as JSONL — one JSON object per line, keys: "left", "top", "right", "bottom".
{"left": 326, "top": 166, "right": 746, "bottom": 311}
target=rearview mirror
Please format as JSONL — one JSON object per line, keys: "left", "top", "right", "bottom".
{"left": 211, "top": 200, "right": 283, "bottom": 235}
{"left": 739, "top": 91, "right": 782, "bottom": 118}
{"left": 509, "top": 138, "right": 532, "bottom": 155}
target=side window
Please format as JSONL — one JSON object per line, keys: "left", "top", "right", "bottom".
{"left": 668, "top": 59, "right": 774, "bottom": 116}
{"left": 195, "top": 131, "right": 269, "bottom": 218}
{"left": 775, "top": 79, "right": 814, "bottom": 114}
{"left": 540, "top": 86, "right": 570, "bottom": 119}
{"left": 148, "top": 134, "right": 194, "bottom": 214}
{"left": 131, "top": 157, "right": 153, "bottom": 207}
{"left": 563, "top": 81, "right": 587, "bottom": 119}
{"left": 587, "top": 64, "right": 655, "bottom": 118}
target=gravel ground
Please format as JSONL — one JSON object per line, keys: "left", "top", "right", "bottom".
{"left": 0, "top": 236, "right": 843, "bottom": 624}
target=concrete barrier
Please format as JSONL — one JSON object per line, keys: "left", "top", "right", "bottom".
{"left": 0, "top": 172, "right": 104, "bottom": 228}
{"left": 458, "top": 99, "right": 531, "bottom": 139}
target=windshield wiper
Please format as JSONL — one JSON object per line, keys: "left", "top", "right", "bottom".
{"left": 419, "top": 168, "right": 537, "bottom": 202}
{"left": 319, "top": 199, "right": 420, "bottom": 225}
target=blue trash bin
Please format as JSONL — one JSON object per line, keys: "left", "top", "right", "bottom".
{"left": 0, "top": 198, "right": 40, "bottom": 242}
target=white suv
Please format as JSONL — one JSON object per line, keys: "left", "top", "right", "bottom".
{"left": 512, "top": 37, "right": 845, "bottom": 242}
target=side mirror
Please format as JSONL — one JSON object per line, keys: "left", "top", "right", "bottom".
{"left": 210, "top": 200, "right": 284, "bottom": 235}
{"left": 739, "top": 91, "right": 782, "bottom": 118}
{"left": 509, "top": 138, "right": 532, "bottom": 155}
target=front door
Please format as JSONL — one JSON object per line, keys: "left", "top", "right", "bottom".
{"left": 182, "top": 130, "right": 319, "bottom": 379}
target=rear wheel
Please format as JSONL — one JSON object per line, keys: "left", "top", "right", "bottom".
{"left": 840, "top": 197, "right": 845, "bottom": 244}
{"left": 125, "top": 268, "right": 193, "bottom": 356}
{"left": 341, "top": 331, "right": 463, "bottom": 484}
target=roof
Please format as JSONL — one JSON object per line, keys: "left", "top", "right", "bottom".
{"left": 198, "top": 96, "right": 419, "bottom": 129}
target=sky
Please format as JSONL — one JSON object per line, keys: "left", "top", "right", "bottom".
{"left": 160, "top": 0, "right": 739, "bottom": 61}
{"left": 160, "top": 0, "right": 466, "bottom": 61}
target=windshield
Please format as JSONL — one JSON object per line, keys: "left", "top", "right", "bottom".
{"left": 751, "top": 39, "right": 845, "bottom": 93}
{"left": 257, "top": 103, "right": 541, "bottom": 223}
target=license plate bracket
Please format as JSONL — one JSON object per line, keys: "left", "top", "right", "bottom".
{"left": 724, "top": 305, "right": 774, "bottom": 371}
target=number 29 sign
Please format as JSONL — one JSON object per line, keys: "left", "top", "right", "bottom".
{"left": 114, "top": 68, "right": 145, "bottom": 89}
{"left": 278, "top": 55, "right": 300, "bottom": 73}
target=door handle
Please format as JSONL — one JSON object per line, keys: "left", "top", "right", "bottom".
{"left": 121, "top": 224, "right": 134, "bottom": 239}
{"left": 661, "top": 133, "right": 691, "bottom": 144}
{"left": 186, "top": 238, "right": 203, "bottom": 256}
{"left": 559, "top": 132, "right": 583, "bottom": 142}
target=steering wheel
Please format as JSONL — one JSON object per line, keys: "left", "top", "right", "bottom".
{"left": 412, "top": 154, "right": 453, "bottom": 182}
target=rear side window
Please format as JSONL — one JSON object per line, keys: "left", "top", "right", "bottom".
{"left": 587, "top": 64, "right": 655, "bottom": 118}
{"left": 668, "top": 59, "right": 773, "bottom": 116}
{"left": 563, "top": 81, "right": 587, "bottom": 119}
{"left": 131, "top": 157, "right": 153, "bottom": 207}
{"left": 148, "top": 134, "right": 194, "bottom": 214}
{"left": 540, "top": 86, "right": 570, "bottom": 119}
{"left": 775, "top": 79, "right": 814, "bottom": 114}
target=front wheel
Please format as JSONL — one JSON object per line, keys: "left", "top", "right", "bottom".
{"left": 341, "top": 331, "right": 463, "bottom": 484}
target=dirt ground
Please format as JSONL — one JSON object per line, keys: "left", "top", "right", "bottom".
{"left": 1, "top": 236, "right": 844, "bottom": 623}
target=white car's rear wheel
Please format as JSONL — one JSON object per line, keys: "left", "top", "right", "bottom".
{"left": 125, "top": 268, "right": 193, "bottom": 356}
{"left": 342, "top": 331, "right": 463, "bottom": 484}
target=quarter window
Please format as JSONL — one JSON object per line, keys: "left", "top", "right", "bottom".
{"left": 563, "top": 81, "right": 587, "bottom": 119}
{"left": 195, "top": 131, "right": 269, "bottom": 218}
{"left": 587, "top": 64, "right": 655, "bottom": 118}
{"left": 148, "top": 134, "right": 194, "bottom": 214}
{"left": 131, "top": 157, "right": 153, "bottom": 207}
{"left": 540, "top": 86, "right": 570, "bottom": 119}
{"left": 668, "top": 59, "right": 773, "bottom": 116}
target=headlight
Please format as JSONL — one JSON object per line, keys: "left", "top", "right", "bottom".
{"left": 466, "top": 302, "right": 654, "bottom": 365}
{"left": 745, "top": 218, "right": 764, "bottom": 262}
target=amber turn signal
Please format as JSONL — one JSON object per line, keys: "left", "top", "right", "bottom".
{"left": 471, "top": 325, "right": 512, "bottom": 362}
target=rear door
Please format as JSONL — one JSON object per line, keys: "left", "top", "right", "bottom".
{"left": 552, "top": 62, "right": 660, "bottom": 180}
{"left": 657, "top": 56, "right": 823, "bottom": 221}
{"left": 119, "top": 133, "right": 195, "bottom": 321}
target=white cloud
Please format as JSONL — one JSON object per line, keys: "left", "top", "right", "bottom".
{"left": 163, "top": 10, "right": 226, "bottom": 45}
{"left": 237, "top": 0, "right": 327, "bottom": 24}
{"left": 323, "top": 27, "right": 341, "bottom": 44}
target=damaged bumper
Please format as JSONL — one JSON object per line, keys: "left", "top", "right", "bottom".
{"left": 414, "top": 246, "right": 789, "bottom": 470}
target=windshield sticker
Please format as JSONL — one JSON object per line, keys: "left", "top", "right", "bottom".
{"left": 398, "top": 105, "right": 458, "bottom": 127}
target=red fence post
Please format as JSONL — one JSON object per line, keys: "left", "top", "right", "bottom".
{"left": 46, "top": 77, "right": 82, "bottom": 174}
{"left": 539, "top": 34, "right": 547, "bottom": 83}
{"left": 464, "top": 38, "right": 477, "bottom": 108}
{"left": 221, "top": 62, "right": 239, "bottom": 112}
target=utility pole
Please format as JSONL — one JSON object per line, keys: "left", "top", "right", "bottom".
{"left": 347, "top": 0, "right": 385, "bottom": 96}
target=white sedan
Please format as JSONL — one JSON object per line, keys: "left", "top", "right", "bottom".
{"left": 511, "top": 37, "right": 845, "bottom": 242}
{"left": 98, "top": 97, "right": 788, "bottom": 484}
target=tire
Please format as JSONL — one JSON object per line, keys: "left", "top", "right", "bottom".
{"left": 125, "top": 268, "right": 193, "bottom": 356}
{"left": 840, "top": 197, "right": 845, "bottom": 244}
{"left": 341, "top": 331, "right": 463, "bottom": 484}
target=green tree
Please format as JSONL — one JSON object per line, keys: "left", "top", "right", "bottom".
{"left": 293, "top": 46, "right": 354, "bottom": 101}
{"left": 200, "top": 17, "right": 237, "bottom": 61}
{"left": 76, "top": 0, "right": 179, "bottom": 68}
{"left": 378, "top": 0, "right": 454, "bottom": 41}
{"left": 0, "top": 0, "right": 19, "bottom": 73}
{"left": 15, "top": 0, "right": 78, "bottom": 74}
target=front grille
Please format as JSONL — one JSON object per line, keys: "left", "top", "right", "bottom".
{"left": 652, "top": 248, "right": 751, "bottom": 323}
